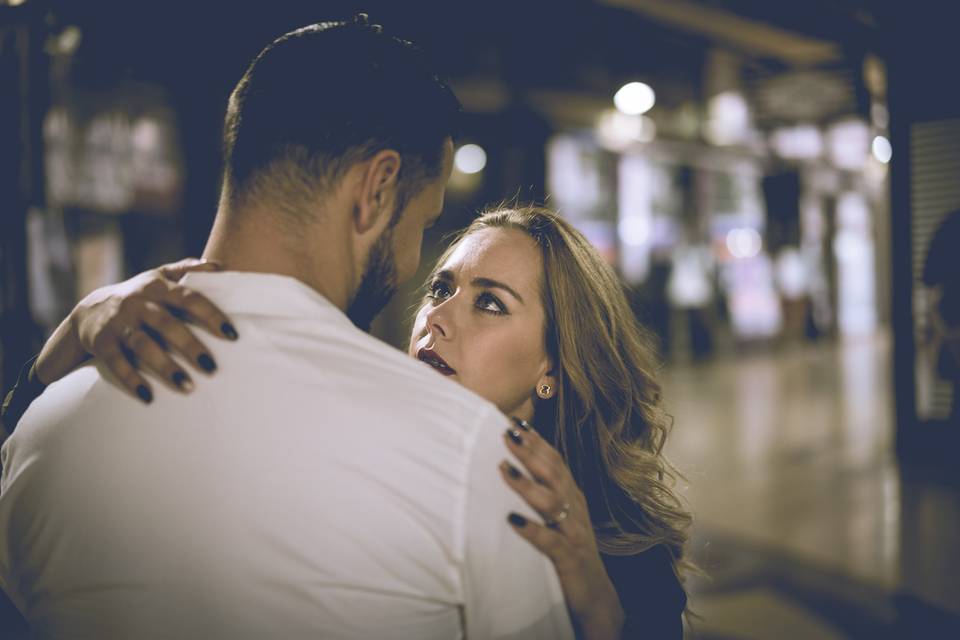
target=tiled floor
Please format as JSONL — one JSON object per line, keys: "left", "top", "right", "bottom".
{"left": 661, "top": 331, "right": 960, "bottom": 637}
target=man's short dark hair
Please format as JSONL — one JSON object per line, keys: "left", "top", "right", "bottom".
{"left": 222, "top": 17, "right": 461, "bottom": 217}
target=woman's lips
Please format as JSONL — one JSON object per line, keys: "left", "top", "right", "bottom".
{"left": 417, "top": 346, "right": 457, "bottom": 376}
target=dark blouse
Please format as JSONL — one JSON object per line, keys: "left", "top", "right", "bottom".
{"left": 602, "top": 544, "right": 686, "bottom": 638}
{"left": 1, "top": 357, "right": 686, "bottom": 637}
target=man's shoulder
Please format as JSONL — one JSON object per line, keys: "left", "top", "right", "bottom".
{"left": 352, "top": 338, "right": 510, "bottom": 439}
{"left": 1, "top": 365, "right": 111, "bottom": 475}
{"left": 308, "top": 323, "right": 503, "bottom": 425}
{"left": 10, "top": 365, "right": 101, "bottom": 429}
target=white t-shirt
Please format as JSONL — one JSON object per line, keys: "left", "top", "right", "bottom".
{"left": 0, "top": 272, "right": 573, "bottom": 640}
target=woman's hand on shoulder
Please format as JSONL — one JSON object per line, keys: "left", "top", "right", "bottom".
{"left": 500, "top": 417, "right": 625, "bottom": 640}
{"left": 35, "top": 258, "right": 238, "bottom": 402}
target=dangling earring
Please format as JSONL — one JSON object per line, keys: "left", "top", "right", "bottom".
{"left": 537, "top": 384, "right": 552, "bottom": 399}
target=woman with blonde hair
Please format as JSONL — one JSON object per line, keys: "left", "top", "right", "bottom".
{"left": 4, "top": 206, "right": 691, "bottom": 638}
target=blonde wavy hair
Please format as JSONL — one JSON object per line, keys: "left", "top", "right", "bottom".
{"left": 431, "top": 205, "right": 693, "bottom": 581}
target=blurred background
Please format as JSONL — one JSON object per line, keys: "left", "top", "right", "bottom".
{"left": 1, "top": 0, "right": 959, "bottom": 637}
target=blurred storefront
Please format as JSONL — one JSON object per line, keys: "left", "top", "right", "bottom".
{"left": 434, "top": 7, "right": 893, "bottom": 364}
{"left": 2, "top": 0, "right": 902, "bottom": 370}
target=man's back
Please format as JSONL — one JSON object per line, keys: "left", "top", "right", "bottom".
{"left": 0, "top": 272, "right": 573, "bottom": 639}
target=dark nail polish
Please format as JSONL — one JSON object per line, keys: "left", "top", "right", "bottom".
{"left": 136, "top": 385, "right": 153, "bottom": 404}
{"left": 197, "top": 353, "right": 217, "bottom": 373}
{"left": 172, "top": 371, "right": 191, "bottom": 389}
{"left": 512, "top": 417, "right": 532, "bottom": 431}
{"left": 506, "top": 429, "right": 523, "bottom": 446}
{"left": 508, "top": 513, "right": 527, "bottom": 528}
{"left": 505, "top": 462, "right": 522, "bottom": 480}
{"left": 221, "top": 322, "right": 239, "bottom": 340}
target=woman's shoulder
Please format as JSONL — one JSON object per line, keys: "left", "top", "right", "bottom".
{"left": 601, "top": 544, "right": 687, "bottom": 637}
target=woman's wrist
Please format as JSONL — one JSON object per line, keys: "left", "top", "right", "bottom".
{"left": 579, "top": 610, "right": 624, "bottom": 640}
{"left": 34, "top": 312, "right": 91, "bottom": 386}
{"left": 577, "top": 580, "right": 625, "bottom": 640}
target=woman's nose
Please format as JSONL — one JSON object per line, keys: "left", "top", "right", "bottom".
{"left": 425, "top": 302, "right": 451, "bottom": 340}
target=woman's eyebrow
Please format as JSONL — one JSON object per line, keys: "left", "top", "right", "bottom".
{"left": 471, "top": 277, "right": 524, "bottom": 304}
{"left": 433, "top": 270, "right": 525, "bottom": 304}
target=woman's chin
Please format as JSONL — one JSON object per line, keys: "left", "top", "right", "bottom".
{"left": 492, "top": 399, "right": 534, "bottom": 423}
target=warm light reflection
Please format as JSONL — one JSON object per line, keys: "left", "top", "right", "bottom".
{"left": 705, "top": 91, "right": 751, "bottom": 146}
{"left": 827, "top": 119, "right": 870, "bottom": 170}
{"left": 770, "top": 125, "right": 823, "bottom": 160}
{"left": 596, "top": 111, "right": 656, "bottom": 150}
{"left": 613, "top": 82, "right": 656, "bottom": 116}
{"left": 726, "top": 228, "right": 762, "bottom": 259}
{"left": 618, "top": 216, "right": 651, "bottom": 247}
{"left": 871, "top": 135, "right": 892, "bottom": 164}
{"left": 453, "top": 144, "right": 486, "bottom": 174}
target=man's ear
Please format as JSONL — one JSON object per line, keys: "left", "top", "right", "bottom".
{"left": 355, "top": 149, "right": 401, "bottom": 234}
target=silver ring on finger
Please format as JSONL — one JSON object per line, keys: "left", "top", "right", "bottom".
{"left": 545, "top": 501, "right": 571, "bottom": 529}
{"left": 121, "top": 325, "right": 138, "bottom": 343}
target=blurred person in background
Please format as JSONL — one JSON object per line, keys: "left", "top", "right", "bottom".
{"left": 923, "top": 208, "right": 960, "bottom": 426}
{"left": 0, "top": 17, "right": 575, "bottom": 640}
{"left": 667, "top": 242, "right": 716, "bottom": 360}
{"left": 774, "top": 245, "right": 810, "bottom": 345}
{"left": 5, "top": 207, "right": 693, "bottom": 639}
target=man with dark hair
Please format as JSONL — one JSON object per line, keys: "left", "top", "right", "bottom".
{"left": 0, "top": 18, "right": 573, "bottom": 639}
{"left": 218, "top": 18, "right": 461, "bottom": 331}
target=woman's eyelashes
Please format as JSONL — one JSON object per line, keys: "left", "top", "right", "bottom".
{"left": 427, "top": 279, "right": 453, "bottom": 302}
{"left": 476, "top": 292, "right": 507, "bottom": 315}
{"left": 426, "top": 279, "right": 508, "bottom": 316}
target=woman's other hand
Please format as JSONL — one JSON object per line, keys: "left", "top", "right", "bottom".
{"left": 34, "top": 258, "right": 238, "bottom": 403}
{"left": 500, "top": 418, "right": 625, "bottom": 640}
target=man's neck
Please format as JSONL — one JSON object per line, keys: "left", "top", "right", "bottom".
{"left": 201, "top": 205, "right": 356, "bottom": 313}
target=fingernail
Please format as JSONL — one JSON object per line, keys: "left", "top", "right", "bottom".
{"left": 506, "top": 429, "right": 523, "bottom": 446}
{"left": 136, "top": 385, "right": 153, "bottom": 404}
{"left": 221, "top": 322, "right": 239, "bottom": 340}
{"left": 503, "top": 461, "right": 522, "bottom": 480}
{"left": 172, "top": 371, "right": 194, "bottom": 392}
{"left": 508, "top": 513, "right": 527, "bottom": 528}
{"left": 512, "top": 417, "right": 532, "bottom": 431}
{"left": 197, "top": 353, "right": 217, "bottom": 373}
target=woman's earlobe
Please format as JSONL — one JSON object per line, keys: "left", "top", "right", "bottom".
{"left": 536, "top": 365, "right": 558, "bottom": 399}
{"left": 537, "top": 383, "right": 555, "bottom": 399}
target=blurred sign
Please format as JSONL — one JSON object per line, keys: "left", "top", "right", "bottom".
{"left": 44, "top": 87, "right": 184, "bottom": 215}
{"left": 750, "top": 69, "right": 856, "bottom": 124}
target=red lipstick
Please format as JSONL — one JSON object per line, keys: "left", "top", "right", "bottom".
{"left": 417, "top": 346, "right": 457, "bottom": 376}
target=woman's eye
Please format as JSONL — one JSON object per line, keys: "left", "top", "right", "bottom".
{"left": 476, "top": 292, "right": 507, "bottom": 315}
{"left": 427, "top": 280, "right": 452, "bottom": 302}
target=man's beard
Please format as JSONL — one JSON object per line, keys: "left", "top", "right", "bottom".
{"left": 346, "top": 225, "right": 399, "bottom": 332}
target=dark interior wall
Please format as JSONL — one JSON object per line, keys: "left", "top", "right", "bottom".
{"left": 885, "top": 1, "right": 960, "bottom": 461}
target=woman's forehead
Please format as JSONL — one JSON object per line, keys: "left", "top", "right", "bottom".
{"left": 441, "top": 227, "right": 542, "bottom": 284}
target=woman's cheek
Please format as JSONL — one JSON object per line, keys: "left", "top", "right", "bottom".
{"left": 407, "top": 309, "right": 428, "bottom": 356}
{"left": 480, "top": 334, "right": 536, "bottom": 401}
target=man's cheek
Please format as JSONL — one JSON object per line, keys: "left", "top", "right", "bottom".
{"left": 400, "top": 237, "right": 423, "bottom": 283}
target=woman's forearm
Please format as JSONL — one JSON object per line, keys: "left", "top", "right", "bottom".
{"left": 577, "top": 586, "right": 625, "bottom": 640}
